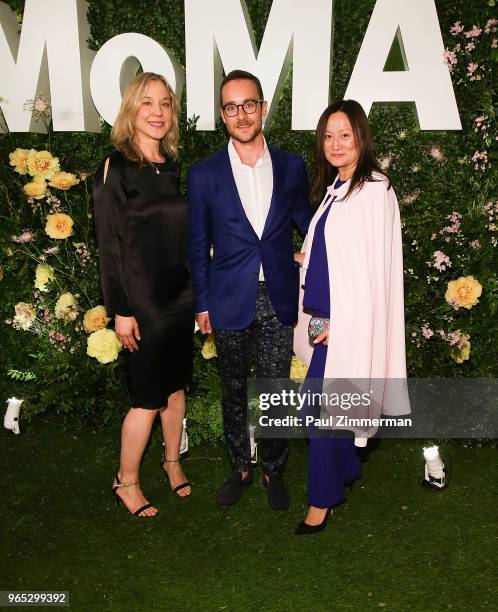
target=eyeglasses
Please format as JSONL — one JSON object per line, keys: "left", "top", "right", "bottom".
{"left": 221, "top": 99, "right": 264, "bottom": 117}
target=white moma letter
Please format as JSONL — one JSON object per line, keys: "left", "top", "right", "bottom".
{"left": 0, "top": 0, "right": 98, "bottom": 132}
{"left": 344, "top": 0, "right": 461, "bottom": 130}
{"left": 89, "top": 33, "right": 185, "bottom": 126}
{"left": 185, "top": 0, "right": 333, "bottom": 130}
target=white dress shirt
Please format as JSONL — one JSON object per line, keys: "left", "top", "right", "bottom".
{"left": 228, "top": 137, "right": 273, "bottom": 280}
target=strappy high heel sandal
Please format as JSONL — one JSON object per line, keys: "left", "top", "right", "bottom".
{"left": 160, "top": 455, "right": 191, "bottom": 497}
{"left": 112, "top": 474, "right": 157, "bottom": 517}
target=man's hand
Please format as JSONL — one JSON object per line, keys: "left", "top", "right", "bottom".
{"left": 294, "top": 252, "right": 305, "bottom": 267}
{"left": 196, "top": 312, "right": 212, "bottom": 334}
{"left": 115, "top": 315, "right": 141, "bottom": 351}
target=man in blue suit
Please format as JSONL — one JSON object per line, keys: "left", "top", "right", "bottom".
{"left": 188, "top": 70, "right": 312, "bottom": 510}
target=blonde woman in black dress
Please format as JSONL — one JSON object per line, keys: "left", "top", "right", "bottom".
{"left": 93, "top": 73, "right": 194, "bottom": 517}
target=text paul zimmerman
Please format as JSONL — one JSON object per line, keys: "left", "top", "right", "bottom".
{"left": 258, "top": 414, "right": 412, "bottom": 428}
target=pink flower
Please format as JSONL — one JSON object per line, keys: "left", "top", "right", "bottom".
{"left": 11, "top": 230, "right": 35, "bottom": 243}
{"left": 465, "top": 41, "right": 476, "bottom": 51}
{"left": 472, "top": 151, "right": 487, "bottom": 162}
{"left": 467, "top": 62, "right": 479, "bottom": 75}
{"left": 469, "top": 240, "right": 481, "bottom": 249}
{"left": 428, "top": 145, "right": 445, "bottom": 163}
{"left": 448, "top": 331, "right": 467, "bottom": 348}
{"left": 411, "top": 332, "right": 417, "bottom": 337}
{"left": 443, "top": 49, "right": 458, "bottom": 70}
{"left": 439, "top": 211, "right": 462, "bottom": 238}
{"left": 472, "top": 150, "right": 488, "bottom": 170}
{"left": 492, "top": 39, "right": 498, "bottom": 49}
{"left": 485, "top": 18, "right": 497, "bottom": 34}
{"left": 430, "top": 250, "right": 452, "bottom": 271}
{"left": 464, "top": 26, "right": 482, "bottom": 38}
{"left": 450, "top": 21, "right": 464, "bottom": 35}
{"left": 439, "top": 330, "right": 446, "bottom": 338}
{"left": 474, "top": 115, "right": 486, "bottom": 132}
{"left": 431, "top": 233, "right": 437, "bottom": 241}
{"left": 422, "top": 324, "right": 434, "bottom": 339}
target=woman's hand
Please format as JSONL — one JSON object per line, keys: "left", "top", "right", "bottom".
{"left": 314, "top": 331, "right": 329, "bottom": 346}
{"left": 294, "top": 252, "right": 305, "bottom": 267}
{"left": 115, "top": 315, "right": 141, "bottom": 351}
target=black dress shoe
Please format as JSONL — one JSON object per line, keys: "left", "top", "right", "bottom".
{"left": 216, "top": 471, "right": 253, "bottom": 507}
{"left": 262, "top": 472, "right": 290, "bottom": 511}
{"left": 294, "top": 507, "right": 333, "bottom": 535}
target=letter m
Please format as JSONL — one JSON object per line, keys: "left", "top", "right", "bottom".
{"left": 0, "top": 0, "right": 98, "bottom": 132}
{"left": 185, "top": 0, "right": 333, "bottom": 130}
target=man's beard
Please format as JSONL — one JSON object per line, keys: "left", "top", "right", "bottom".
{"left": 228, "top": 121, "right": 261, "bottom": 144}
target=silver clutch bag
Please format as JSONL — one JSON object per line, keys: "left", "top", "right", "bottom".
{"left": 308, "top": 316, "right": 330, "bottom": 339}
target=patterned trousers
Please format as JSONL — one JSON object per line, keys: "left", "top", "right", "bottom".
{"left": 213, "top": 284, "right": 293, "bottom": 474}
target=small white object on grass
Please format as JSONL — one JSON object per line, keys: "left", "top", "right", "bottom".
{"left": 249, "top": 425, "right": 257, "bottom": 464}
{"left": 180, "top": 418, "right": 188, "bottom": 455}
{"left": 4, "top": 397, "right": 23, "bottom": 434}
{"left": 422, "top": 445, "right": 447, "bottom": 490}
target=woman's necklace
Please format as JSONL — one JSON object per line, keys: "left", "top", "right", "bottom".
{"left": 149, "top": 161, "right": 160, "bottom": 175}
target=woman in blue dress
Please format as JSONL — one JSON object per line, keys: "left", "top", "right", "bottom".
{"left": 294, "top": 100, "right": 408, "bottom": 534}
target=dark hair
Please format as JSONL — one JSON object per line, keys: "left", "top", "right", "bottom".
{"left": 310, "top": 99, "right": 390, "bottom": 206}
{"left": 220, "top": 69, "right": 264, "bottom": 102}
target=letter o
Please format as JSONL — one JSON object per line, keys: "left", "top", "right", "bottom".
{"left": 89, "top": 33, "right": 185, "bottom": 126}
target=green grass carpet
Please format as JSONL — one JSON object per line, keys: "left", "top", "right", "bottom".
{"left": 1, "top": 420, "right": 496, "bottom": 611}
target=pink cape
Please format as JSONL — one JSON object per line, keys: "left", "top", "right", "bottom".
{"left": 294, "top": 174, "right": 411, "bottom": 442}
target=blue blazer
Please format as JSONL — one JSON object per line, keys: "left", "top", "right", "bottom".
{"left": 187, "top": 144, "right": 312, "bottom": 330}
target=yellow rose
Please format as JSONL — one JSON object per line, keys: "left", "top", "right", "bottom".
{"left": 55, "top": 292, "right": 78, "bottom": 321}
{"left": 23, "top": 176, "right": 47, "bottom": 200}
{"left": 445, "top": 276, "right": 483, "bottom": 310}
{"left": 201, "top": 333, "right": 217, "bottom": 359}
{"left": 83, "top": 305, "right": 110, "bottom": 333}
{"left": 450, "top": 334, "right": 471, "bottom": 364}
{"left": 26, "top": 149, "right": 60, "bottom": 179}
{"left": 87, "top": 328, "right": 122, "bottom": 364}
{"left": 48, "top": 171, "right": 80, "bottom": 191}
{"left": 34, "top": 263, "right": 55, "bottom": 292}
{"left": 290, "top": 356, "right": 309, "bottom": 381}
{"left": 45, "top": 213, "right": 74, "bottom": 239}
{"left": 9, "top": 148, "right": 30, "bottom": 175}
{"left": 14, "top": 302, "right": 36, "bottom": 330}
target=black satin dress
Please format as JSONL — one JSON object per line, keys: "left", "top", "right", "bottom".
{"left": 93, "top": 149, "right": 194, "bottom": 408}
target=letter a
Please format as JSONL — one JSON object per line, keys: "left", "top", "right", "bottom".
{"left": 344, "top": 0, "right": 461, "bottom": 130}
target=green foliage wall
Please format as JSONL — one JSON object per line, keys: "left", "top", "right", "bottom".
{"left": 0, "top": 0, "right": 496, "bottom": 441}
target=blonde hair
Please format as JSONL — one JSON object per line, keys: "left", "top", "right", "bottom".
{"left": 111, "top": 72, "right": 180, "bottom": 163}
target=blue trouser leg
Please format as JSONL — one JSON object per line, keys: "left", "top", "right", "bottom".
{"left": 305, "top": 343, "right": 361, "bottom": 508}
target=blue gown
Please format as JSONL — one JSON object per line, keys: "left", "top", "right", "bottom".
{"left": 302, "top": 178, "right": 361, "bottom": 508}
